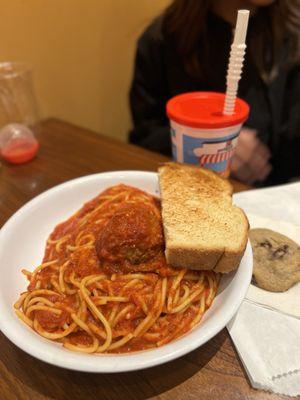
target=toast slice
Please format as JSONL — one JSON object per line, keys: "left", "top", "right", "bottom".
{"left": 158, "top": 163, "right": 249, "bottom": 273}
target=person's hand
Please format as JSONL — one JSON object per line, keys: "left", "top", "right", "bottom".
{"left": 231, "top": 128, "right": 272, "bottom": 184}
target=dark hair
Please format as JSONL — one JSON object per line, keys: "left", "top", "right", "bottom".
{"left": 162, "top": 0, "right": 300, "bottom": 81}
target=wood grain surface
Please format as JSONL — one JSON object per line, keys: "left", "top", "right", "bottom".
{"left": 0, "top": 119, "right": 288, "bottom": 400}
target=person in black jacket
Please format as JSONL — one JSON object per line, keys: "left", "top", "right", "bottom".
{"left": 129, "top": 0, "right": 300, "bottom": 185}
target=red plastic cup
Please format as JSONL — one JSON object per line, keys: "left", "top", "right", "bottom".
{"left": 167, "top": 92, "right": 249, "bottom": 177}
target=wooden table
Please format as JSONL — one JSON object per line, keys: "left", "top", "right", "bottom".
{"left": 0, "top": 119, "right": 287, "bottom": 400}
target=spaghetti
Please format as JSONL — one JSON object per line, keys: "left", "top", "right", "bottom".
{"left": 14, "top": 185, "right": 219, "bottom": 353}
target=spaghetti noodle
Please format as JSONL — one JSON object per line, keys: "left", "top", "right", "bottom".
{"left": 14, "top": 185, "right": 219, "bottom": 353}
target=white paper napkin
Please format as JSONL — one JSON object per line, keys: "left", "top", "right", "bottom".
{"left": 228, "top": 302, "right": 300, "bottom": 397}
{"left": 227, "top": 182, "right": 300, "bottom": 397}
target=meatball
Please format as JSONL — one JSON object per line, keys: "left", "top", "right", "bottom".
{"left": 96, "top": 203, "right": 165, "bottom": 273}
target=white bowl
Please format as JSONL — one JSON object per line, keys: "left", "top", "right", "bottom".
{"left": 0, "top": 171, "right": 252, "bottom": 372}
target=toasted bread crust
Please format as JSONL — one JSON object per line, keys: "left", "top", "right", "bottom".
{"left": 158, "top": 163, "right": 249, "bottom": 273}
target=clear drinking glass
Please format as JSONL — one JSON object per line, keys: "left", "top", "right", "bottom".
{"left": 0, "top": 62, "right": 39, "bottom": 129}
{"left": 0, "top": 62, "right": 40, "bottom": 164}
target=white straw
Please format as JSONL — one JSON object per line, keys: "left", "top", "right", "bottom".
{"left": 233, "top": 10, "right": 249, "bottom": 45}
{"left": 223, "top": 10, "right": 250, "bottom": 116}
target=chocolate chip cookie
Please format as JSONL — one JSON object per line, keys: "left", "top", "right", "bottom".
{"left": 249, "top": 228, "right": 300, "bottom": 292}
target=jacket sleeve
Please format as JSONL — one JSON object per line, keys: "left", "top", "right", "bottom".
{"left": 128, "top": 28, "right": 171, "bottom": 156}
{"left": 272, "top": 65, "right": 300, "bottom": 182}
